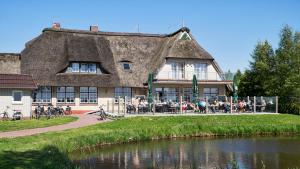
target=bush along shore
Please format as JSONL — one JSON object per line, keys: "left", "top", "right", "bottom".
{"left": 1, "top": 114, "right": 300, "bottom": 168}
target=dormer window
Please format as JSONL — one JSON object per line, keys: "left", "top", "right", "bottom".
{"left": 179, "top": 32, "right": 192, "bottom": 40}
{"left": 123, "top": 63, "right": 131, "bottom": 70}
{"left": 88, "top": 63, "right": 97, "bottom": 73}
{"left": 67, "top": 62, "right": 99, "bottom": 74}
{"left": 80, "top": 63, "right": 89, "bottom": 73}
{"left": 71, "top": 63, "right": 79, "bottom": 72}
{"left": 119, "top": 60, "right": 132, "bottom": 71}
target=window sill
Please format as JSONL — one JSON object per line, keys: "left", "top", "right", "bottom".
{"left": 32, "top": 102, "right": 51, "bottom": 106}
{"left": 57, "top": 73, "right": 106, "bottom": 76}
{"left": 12, "top": 102, "right": 23, "bottom": 105}
{"left": 80, "top": 103, "right": 98, "bottom": 106}
{"left": 57, "top": 103, "right": 75, "bottom": 106}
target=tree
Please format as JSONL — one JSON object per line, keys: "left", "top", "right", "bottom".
{"left": 238, "top": 25, "right": 300, "bottom": 100}
{"left": 238, "top": 41, "right": 275, "bottom": 96}
{"left": 274, "top": 26, "right": 300, "bottom": 98}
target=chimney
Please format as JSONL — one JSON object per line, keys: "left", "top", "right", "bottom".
{"left": 90, "top": 25, "right": 99, "bottom": 32}
{"left": 52, "top": 22, "right": 61, "bottom": 29}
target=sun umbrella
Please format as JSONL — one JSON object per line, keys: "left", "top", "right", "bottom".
{"left": 192, "top": 75, "right": 198, "bottom": 103}
{"left": 147, "top": 73, "right": 153, "bottom": 104}
{"left": 233, "top": 74, "right": 238, "bottom": 103}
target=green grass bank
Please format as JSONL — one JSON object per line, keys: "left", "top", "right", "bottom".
{"left": 0, "top": 116, "right": 78, "bottom": 132}
{"left": 1, "top": 114, "right": 300, "bottom": 168}
{"left": 1, "top": 114, "right": 300, "bottom": 152}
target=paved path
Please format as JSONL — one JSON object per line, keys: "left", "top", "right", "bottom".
{"left": 0, "top": 114, "right": 108, "bottom": 138}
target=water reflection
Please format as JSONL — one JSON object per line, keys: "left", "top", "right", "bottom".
{"left": 71, "top": 137, "right": 300, "bottom": 169}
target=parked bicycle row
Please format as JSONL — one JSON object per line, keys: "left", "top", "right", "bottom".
{"left": 33, "top": 104, "right": 72, "bottom": 119}
{"left": 0, "top": 106, "right": 23, "bottom": 121}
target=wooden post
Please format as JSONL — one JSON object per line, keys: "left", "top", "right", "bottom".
{"left": 205, "top": 96, "right": 208, "bottom": 114}
{"left": 180, "top": 96, "right": 183, "bottom": 114}
{"left": 107, "top": 100, "right": 109, "bottom": 112}
{"left": 230, "top": 96, "right": 233, "bottom": 113}
{"left": 254, "top": 96, "right": 256, "bottom": 113}
{"left": 124, "top": 96, "right": 127, "bottom": 115}
{"left": 112, "top": 98, "right": 114, "bottom": 113}
{"left": 118, "top": 96, "right": 120, "bottom": 115}
{"left": 153, "top": 102, "right": 155, "bottom": 115}
{"left": 275, "top": 96, "right": 278, "bottom": 113}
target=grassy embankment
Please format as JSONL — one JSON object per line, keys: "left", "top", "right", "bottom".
{"left": 0, "top": 116, "right": 78, "bottom": 132}
{"left": 1, "top": 114, "right": 300, "bottom": 168}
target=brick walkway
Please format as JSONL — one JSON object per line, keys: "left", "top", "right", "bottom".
{"left": 0, "top": 114, "right": 108, "bottom": 138}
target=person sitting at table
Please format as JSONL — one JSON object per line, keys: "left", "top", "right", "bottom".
{"left": 245, "top": 99, "right": 252, "bottom": 112}
{"left": 210, "top": 99, "right": 218, "bottom": 113}
{"left": 197, "top": 99, "right": 206, "bottom": 113}
{"left": 188, "top": 102, "right": 197, "bottom": 112}
{"left": 238, "top": 100, "right": 245, "bottom": 112}
{"left": 261, "top": 98, "right": 266, "bottom": 111}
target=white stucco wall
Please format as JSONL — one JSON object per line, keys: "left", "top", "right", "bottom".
{"left": 156, "top": 58, "right": 221, "bottom": 80}
{"left": 0, "top": 89, "right": 32, "bottom": 117}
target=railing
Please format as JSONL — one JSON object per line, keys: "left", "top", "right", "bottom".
{"left": 156, "top": 71, "right": 233, "bottom": 81}
{"left": 103, "top": 96, "right": 278, "bottom": 114}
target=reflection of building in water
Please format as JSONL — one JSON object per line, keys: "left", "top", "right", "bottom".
{"left": 132, "top": 149, "right": 140, "bottom": 168}
{"left": 71, "top": 138, "right": 299, "bottom": 169}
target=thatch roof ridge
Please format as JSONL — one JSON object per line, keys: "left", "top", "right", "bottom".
{"left": 42, "top": 27, "right": 190, "bottom": 38}
{"left": 0, "top": 53, "right": 20, "bottom": 56}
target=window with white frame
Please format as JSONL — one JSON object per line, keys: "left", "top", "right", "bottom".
{"left": 88, "top": 63, "right": 97, "bottom": 73}
{"left": 80, "top": 87, "right": 97, "bottom": 103}
{"left": 80, "top": 63, "right": 89, "bottom": 73}
{"left": 12, "top": 91, "right": 22, "bottom": 103}
{"left": 57, "top": 87, "right": 75, "bottom": 103}
{"left": 171, "top": 62, "right": 184, "bottom": 79}
{"left": 183, "top": 88, "right": 193, "bottom": 102}
{"left": 71, "top": 63, "right": 79, "bottom": 72}
{"left": 194, "top": 63, "right": 207, "bottom": 80}
{"left": 68, "top": 62, "right": 97, "bottom": 74}
{"left": 114, "top": 87, "right": 132, "bottom": 101}
{"left": 123, "top": 63, "right": 131, "bottom": 70}
{"left": 179, "top": 32, "right": 192, "bottom": 40}
{"left": 33, "top": 86, "right": 51, "bottom": 103}
{"left": 163, "top": 88, "right": 180, "bottom": 102}
{"left": 203, "top": 88, "right": 219, "bottom": 97}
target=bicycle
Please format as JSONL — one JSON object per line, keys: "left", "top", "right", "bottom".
{"left": 65, "top": 106, "right": 72, "bottom": 115}
{"left": 0, "top": 106, "right": 10, "bottom": 121}
{"left": 99, "top": 105, "right": 107, "bottom": 120}
{"left": 34, "top": 104, "right": 45, "bottom": 119}
{"left": 12, "top": 110, "right": 23, "bottom": 120}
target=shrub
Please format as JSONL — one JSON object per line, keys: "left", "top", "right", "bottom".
{"left": 279, "top": 103, "right": 300, "bottom": 115}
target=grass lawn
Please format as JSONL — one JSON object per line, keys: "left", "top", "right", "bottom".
{"left": 0, "top": 116, "right": 78, "bottom": 132}
{"left": 1, "top": 114, "right": 300, "bottom": 168}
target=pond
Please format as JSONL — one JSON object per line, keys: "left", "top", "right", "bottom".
{"left": 70, "top": 136, "right": 300, "bottom": 169}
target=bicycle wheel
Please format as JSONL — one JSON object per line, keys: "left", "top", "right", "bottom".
{"left": 3, "top": 113, "right": 9, "bottom": 121}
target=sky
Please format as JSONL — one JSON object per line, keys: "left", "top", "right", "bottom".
{"left": 0, "top": 0, "right": 299, "bottom": 72}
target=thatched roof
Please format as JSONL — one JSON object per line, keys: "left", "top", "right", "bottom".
{"left": 0, "top": 53, "right": 21, "bottom": 74}
{"left": 21, "top": 27, "right": 215, "bottom": 87}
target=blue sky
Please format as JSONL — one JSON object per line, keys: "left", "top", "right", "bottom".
{"left": 0, "top": 0, "right": 299, "bottom": 72}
